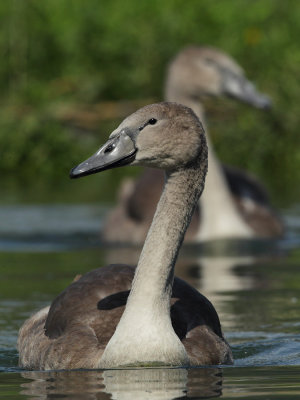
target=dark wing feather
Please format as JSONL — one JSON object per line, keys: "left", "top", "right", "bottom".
{"left": 45, "top": 265, "right": 224, "bottom": 344}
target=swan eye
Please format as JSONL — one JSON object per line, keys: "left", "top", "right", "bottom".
{"left": 138, "top": 118, "right": 158, "bottom": 132}
{"left": 148, "top": 118, "right": 157, "bottom": 125}
{"left": 104, "top": 143, "right": 116, "bottom": 153}
{"left": 204, "top": 58, "right": 214, "bottom": 65}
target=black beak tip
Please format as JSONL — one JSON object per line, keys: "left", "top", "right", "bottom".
{"left": 69, "top": 167, "right": 81, "bottom": 179}
{"left": 259, "top": 96, "right": 272, "bottom": 110}
{"left": 264, "top": 100, "right": 272, "bottom": 110}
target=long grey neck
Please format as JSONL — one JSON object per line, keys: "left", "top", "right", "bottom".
{"left": 99, "top": 157, "right": 206, "bottom": 367}
{"left": 128, "top": 160, "right": 206, "bottom": 311}
{"left": 166, "top": 95, "right": 253, "bottom": 240}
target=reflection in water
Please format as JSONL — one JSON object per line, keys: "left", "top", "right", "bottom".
{"left": 104, "top": 243, "right": 265, "bottom": 333}
{"left": 103, "top": 243, "right": 290, "bottom": 340}
{"left": 104, "top": 245, "right": 257, "bottom": 303}
{"left": 20, "top": 367, "right": 222, "bottom": 400}
{"left": 0, "top": 205, "right": 299, "bottom": 398}
{"left": 176, "top": 255, "right": 255, "bottom": 294}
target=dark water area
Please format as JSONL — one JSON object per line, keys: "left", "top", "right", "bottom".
{"left": 0, "top": 201, "right": 299, "bottom": 399}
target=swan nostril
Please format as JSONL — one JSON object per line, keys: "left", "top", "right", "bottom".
{"left": 104, "top": 143, "right": 116, "bottom": 153}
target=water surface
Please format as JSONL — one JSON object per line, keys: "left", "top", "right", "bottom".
{"left": 0, "top": 203, "right": 299, "bottom": 399}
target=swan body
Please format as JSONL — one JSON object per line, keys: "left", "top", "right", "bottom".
{"left": 103, "top": 46, "right": 283, "bottom": 244}
{"left": 18, "top": 102, "right": 232, "bottom": 370}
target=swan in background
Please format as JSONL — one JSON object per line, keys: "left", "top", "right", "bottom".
{"left": 103, "top": 46, "right": 283, "bottom": 244}
{"left": 18, "top": 102, "right": 232, "bottom": 370}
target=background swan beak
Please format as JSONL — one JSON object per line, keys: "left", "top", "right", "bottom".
{"left": 223, "top": 74, "right": 271, "bottom": 109}
{"left": 70, "top": 133, "right": 137, "bottom": 179}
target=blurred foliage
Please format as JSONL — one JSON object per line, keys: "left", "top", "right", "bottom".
{"left": 0, "top": 0, "right": 299, "bottom": 205}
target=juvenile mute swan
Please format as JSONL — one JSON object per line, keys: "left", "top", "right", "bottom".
{"left": 103, "top": 46, "right": 283, "bottom": 244}
{"left": 18, "top": 102, "right": 232, "bottom": 370}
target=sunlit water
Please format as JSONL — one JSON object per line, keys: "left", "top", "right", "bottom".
{"left": 0, "top": 203, "right": 299, "bottom": 399}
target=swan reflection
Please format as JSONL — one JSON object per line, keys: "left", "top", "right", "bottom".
{"left": 20, "top": 367, "right": 222, "bottom": 400}
{"left": 105, "top": 245, "right": 256, "bottom": 295}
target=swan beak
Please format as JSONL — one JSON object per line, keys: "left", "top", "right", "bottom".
{"left": 70, "top": 132, "right": 137, "bottom": 179}
{"left": 223, "top": 75, "right": 271, "bottom": 109}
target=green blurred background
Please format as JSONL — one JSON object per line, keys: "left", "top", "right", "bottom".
{"left": 1, "top": 0, "right": 299, "bottom": 206}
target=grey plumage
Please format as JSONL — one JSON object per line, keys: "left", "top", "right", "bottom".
{"left": 18, "top": 102, "right": 232, "bottom": 369}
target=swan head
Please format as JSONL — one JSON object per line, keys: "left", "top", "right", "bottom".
{"left": 165, "top": 46, "right": 271, "bottom": 109}
{"left": 70, "top": 102, "right": 206, "bottom": 178}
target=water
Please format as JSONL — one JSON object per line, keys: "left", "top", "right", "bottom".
{"left": 2, "top": 366, "right": 300, "bottom": 399}
{"left": 0, "top": 203, "right": 299, "bottom": 399}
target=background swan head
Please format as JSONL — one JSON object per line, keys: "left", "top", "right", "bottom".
{"left": 165, "top": 46, "right": 271, "bottom": 110}
{"left": 70, "top": 102, "right": 206, "bottom": 178}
